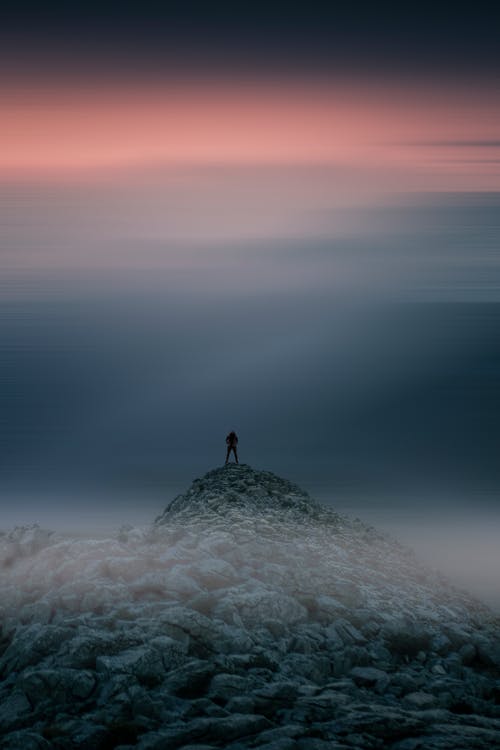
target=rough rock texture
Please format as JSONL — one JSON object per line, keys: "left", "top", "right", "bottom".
{"left": 0, "top": 464, "right": 499, "bottom": 749}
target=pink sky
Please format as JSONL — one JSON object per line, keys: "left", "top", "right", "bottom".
{"left": 1, "top": 74, "right": 499, "bottom": 191}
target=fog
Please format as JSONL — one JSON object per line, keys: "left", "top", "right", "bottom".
{"left": 1, "top": 186, "right": 499, "bottom": 612}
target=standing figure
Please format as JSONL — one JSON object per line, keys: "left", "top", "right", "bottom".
{"left": 225, "top": 431, "right": 239, "bottom": 464}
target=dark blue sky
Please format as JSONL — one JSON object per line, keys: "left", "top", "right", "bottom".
{"left": 2, "top": 2, "right": 500, "bottom": 77}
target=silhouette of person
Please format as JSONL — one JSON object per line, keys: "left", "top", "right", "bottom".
{"left": 225, "top": 431, "right": 239, "bottom": 464}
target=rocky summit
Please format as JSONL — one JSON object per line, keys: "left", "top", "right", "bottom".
{"left": 155, "top": 463, "right": 327, "bottom": 523}
{"left": 0, "top": 464, "right": 499, "bottom": 749}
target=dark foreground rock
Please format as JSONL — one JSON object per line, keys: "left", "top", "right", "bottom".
{"left": 0, "top": 464, "right": 499, "bottom": 749}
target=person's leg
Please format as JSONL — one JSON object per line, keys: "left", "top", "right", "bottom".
{"left": 225, "top": 446, "right": 231, "bottom": 464}
{"left": 234, "top": 447, "right": 239, "bottom": 464}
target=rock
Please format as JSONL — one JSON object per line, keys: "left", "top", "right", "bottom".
{"left": 165, "top": 566, "right": 203, "bottom": 598}
{"left": 327, "top": 707, "right": 426, "bottom": 740}
{"left": 157, "top": 606, "right": 226, "bottom": 653}
{"left": 226, "top": 696, "right": 255, "bottom": 714}
{"left": 96, "top": 646, "right": 166, "bottom": 686}
{"left": 291, "top": 691, "right": 351, "bottom": 722}
{"left": 175, "top": 697, "right": 219, "bottom": 720}
{"left": 390, "top": 739, "right": 426, "bottom": 750}
{"left": 149, "top": 635, "right": 188, "bottom": 669}
{"left": 388, "top": 672, "right": 419, "bottom": 696}
{"left": 315, "top": 595, "right": 348, "bottom": 620}
{"left": 253, "top": 681, "right": 301, "bottom": 709}
{"left": 431, "top": 663, "right": 447, "bottom": 675}
{"left": 19, "top": 668, "right": 96, "bottom": 704}
{"left": 213, "top": 590, "right": 307, "bottom": 629}
{"left": 296, "top": 741, "right": 347, "bottom": 750}
{"left": 331, "top": 579, "right": 365, "bottom": 608}
{"left": 1, "top": 463, "right": 500, "bottom": 748}
{"left": 189, "top": 559, "right": 239, "bottom": 590}
{"left": 458, "top": 643, "right": 477, "bottom": 665}
{"left": 59, "top": 632, "right": 119, "bottom": 669}
{"left": 163, "top": 659, "right": 216, "bottom": 698}
{"left": 0, "top": 692, "right": 31, "bottom": 732}
{"left": 403, "top": 691, "right": 437, "bottom": 709}
{"left": 138, "top": 714, "right": 273, "bottom": 747}
{"left": 382, "top": 624, "right": 433, "bottom": 660}
{"left": 0, "top": 730, "right": 52, "bottom": 749}
{"left": 350, "top": 666, "right": 388, "bottom": 687}
{"left": 431, "top": 633, "right": 453, "bottom": 655}
{"left": 475, "top": 637, "right": 500, "bottom": 669}
{"left": 66, "top": 721, "right": 110, "bottom": 749}
{"left": 256, "top": 740, "right": 296, "bottom": 750}
{"left": 0, "top": 625, "right": 74, "bottom": 674}
{"left": 280, "top": 653, "right": 333, "bottom": 683}
{"left": 208, "top": 673, "right": 249, "bottom": 702}
{"left": 332, "top": 619, "right": 366, "bottom": 646}
{"left": 422, "top": 721, "right": 500, "bottom": 746}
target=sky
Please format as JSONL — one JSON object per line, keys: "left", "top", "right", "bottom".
{"left": 1, "top": 2, "right": 500, "bottom": 530}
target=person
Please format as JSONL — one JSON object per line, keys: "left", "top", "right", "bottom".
{"left": 225, "top": 431, "right": 239, "bottom": 464}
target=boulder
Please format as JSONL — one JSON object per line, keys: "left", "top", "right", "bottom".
{"left": 0, "top": 691, "right": 31, "bottom": 733}
{"left": 350, "top": 667, "right": 388, "bottom": 687}
{"left": 19, "top": 668, "right": 96, "bottom": 704}
{"left": 96, "top": 647, "right": 166, "bottom": 686}
{"left": 403, "top": 691, "right": 437, "bottom": 709}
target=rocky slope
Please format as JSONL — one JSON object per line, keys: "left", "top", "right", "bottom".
{"left": 0, "top": 464, "right": 499, "bottom": 749}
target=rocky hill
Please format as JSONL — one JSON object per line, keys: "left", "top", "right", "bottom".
{"left": 0, "top": 464, "right": 499, "bottom": 749}
{"left": 155, "top": 463, "right": 327, "bottom": 522}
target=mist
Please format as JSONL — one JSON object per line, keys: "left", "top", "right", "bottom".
{"left": 1, "top": 188, "right": 499, "bottom": 612}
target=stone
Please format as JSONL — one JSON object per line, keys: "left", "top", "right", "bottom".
{"left": 291, "top": 691, "right": 351, "bottom": 722}
{"left": 169, "top": 566, "right": 204, "bottom": 594}
{"left": 96, "top": 646, "right": 166, "bottom": 686}
{"left": 20, "top": 668, "right": 96, "bottom": 704}
{"left": 403, "top": 691, "right": 437, "bottom": 709}
{"left": 2, "top": 463, "right": 500, "bottom": 749}
{"left": 296, "top": 741, "right": 347, "bottom": 750}
{"left": 226, "top": 696, "right": 255, "bottom": 714}
{"left": 149, "top": 635, "right": 188, "bottom": 669}
{"left": 69, "top": 722, "right": 110, "bottom": 749}
{"left": 475, "top": 638, "right": 500, "bottom": 669}
{"left": 163, "top": 660, "right": 216, "bottom": 698}
{"left": 0, "top": 730, "right": 52, "bottom": 749}
{"left": 213, "top": 590, "right": 307, "bottom": 629}
{"left": 59, "top": 629, "right": 143, "bottom": 670}
{"left": 139, "top": 713, "right": 273, "bottom": 747}
{"left": 189, "top": 559, "right": 238, "bottom": 590}
{"left": 431, "top": 634, "right": 453, "bottom": 655}
{"left": 0, "top": 625, "right": 74, "bottom": 674}
{"left": 327, "top": 707, "right": 426, "bottom": 740}
{"left": 0, "top": 692, "right": 31, "bottom": 732}
{"left": 208, "top": 673, "right": 249, "bottom": 702}
{"left": 431, "top": 663, "right": 447, "bottom": 675}
{"left": 333, "top": 619, "right": 366, "bottom": 646}
{"left": 315, "top": 595, "right": 348, "bottom": 620}
{"left": 350, "top": 666, "right": 388, "bottom": 687}
{"left": 458, "top": 643, "right": 477, "bottom": 665}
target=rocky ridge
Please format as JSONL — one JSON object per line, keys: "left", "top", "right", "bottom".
{"left": 0, "top": 463, "right": 499, "bottom": 749}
